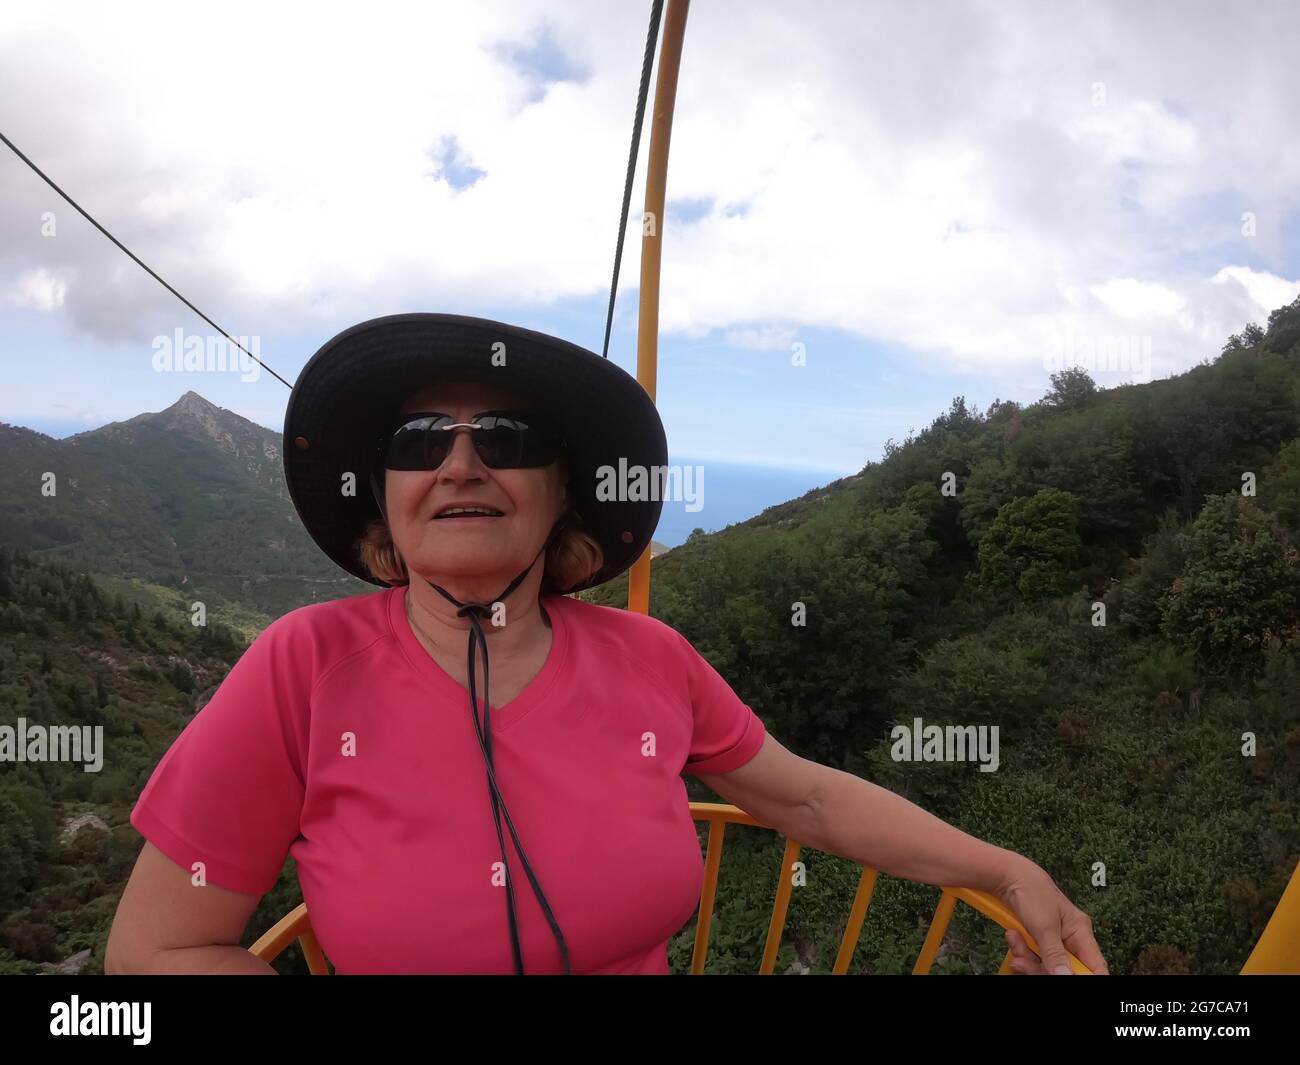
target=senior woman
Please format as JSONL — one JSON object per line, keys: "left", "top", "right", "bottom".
{"left": 107, "top": 314, "right": 1107, "bottom": 976}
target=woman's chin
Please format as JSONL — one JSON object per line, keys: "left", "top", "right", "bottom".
{"left": 407, "top": 550, "right": 534, "bottom": 587}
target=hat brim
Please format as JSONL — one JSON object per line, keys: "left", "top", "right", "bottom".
{"left": 283, "top": 313, "right": 667, "bottom": 593}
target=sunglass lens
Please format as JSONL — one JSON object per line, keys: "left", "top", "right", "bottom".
{"left": 475, "top": 414, "right": 559, "bottom": 468}
{"left": 385, "top": 415, "right": 452, "bottom": 470}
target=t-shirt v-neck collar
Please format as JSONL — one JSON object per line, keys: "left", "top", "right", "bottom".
{"left": 386, "top": 584, "right": 570, "bottom": 732}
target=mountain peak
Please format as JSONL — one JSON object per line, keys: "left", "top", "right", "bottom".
{"left": 75, "top": 390, "right": 280, "bottom": 469}
{"left": 171, "top": 390, "right": 221, "bottom": 414}
{"left": 153, "top": 392, "right": 262, "bottom": 449}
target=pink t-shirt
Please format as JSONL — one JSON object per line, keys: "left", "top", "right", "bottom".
{"left": 130, "top": 586, "right": 766, "bottom": 974}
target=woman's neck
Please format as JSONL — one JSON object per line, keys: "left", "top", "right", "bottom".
{"left": 402, "top": 571, "right": 551, "bottom": 663}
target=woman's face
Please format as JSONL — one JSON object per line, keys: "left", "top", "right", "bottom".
{"left": 383, "top": 381, "right": 568, "bottom": 588}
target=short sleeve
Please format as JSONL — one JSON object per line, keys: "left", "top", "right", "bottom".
{"left": 674, "top": 631, "right": 767, "bottom": 777}
{"left": 129, "top": 616, "right": 308, "bottom": 896}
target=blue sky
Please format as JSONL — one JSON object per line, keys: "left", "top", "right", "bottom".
{"left": 2, "top": 0, "right": 1298, "bottom": 487}
{"left": 0, "top": 291, "right": 1043, "bottom": 479}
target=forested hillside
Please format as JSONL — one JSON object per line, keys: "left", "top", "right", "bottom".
{"left": 590, "top": 298, "right": 1300, "bottom": 974}
{"left": 0, "top": 548, "right": 314, "bottom": 973}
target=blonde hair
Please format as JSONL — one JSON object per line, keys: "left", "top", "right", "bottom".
{"left": 358, "top": 504, "right": 605, "bottom": 595}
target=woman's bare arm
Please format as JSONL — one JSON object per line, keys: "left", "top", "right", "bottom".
{"left": 105, "top": 842, "right": 275, "bottom": 974}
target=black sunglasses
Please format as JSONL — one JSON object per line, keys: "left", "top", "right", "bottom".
{"left": 377, "top": 410, "right": 564, "bottom": 471}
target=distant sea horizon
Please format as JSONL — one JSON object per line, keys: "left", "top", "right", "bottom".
{"left": 653, "top": 454, "right": 853, "bottom": 547}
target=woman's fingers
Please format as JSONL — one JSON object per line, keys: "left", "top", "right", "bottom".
{"left": 1005, "top": 928, "right": 1045, "bottom": 974}
{"left": 1063, "top": 913, "right": 1110, "bottom": 975}
{"left": 998, "top": 865, "right": 1109, "bottom": 975}
{"left": 1005, "top": 925, "right": 1075, "bottom": 974}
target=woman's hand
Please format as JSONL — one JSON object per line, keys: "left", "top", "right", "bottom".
{"left": 995, "top": 858, "right": 1109, "bottom": 974}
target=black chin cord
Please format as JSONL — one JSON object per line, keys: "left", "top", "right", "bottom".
{"left": 422, "top": 525, "right": 571, "bottom": 976}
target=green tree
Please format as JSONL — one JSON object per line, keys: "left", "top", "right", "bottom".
{"left": 1160, "top": 494, "right": 1300, "bottom": 671}
{"left": 1258, "top": 438, "right": 1300, "bottom": 536}
{"left": 1221, "top": 321, "right": 1266, "bottom": 355}
{"left": 958, "top": 456, "right": 1026, "bottom": 549}
{"left": 1044, "top": 368, "right": 1098, "bottom": 410}
{"left": 169, "top": 660, "right": 196, "bottom": 693}
{"left": 1117, "top": 511, "right": 1186, "bottom": 634}
{"left": 0, "top": 798, "right": 40, "bottom": 913}
{"left": 978, "top": 489, "right": 1082, "bottom": 600}
{"left": 1263, "top": 295, "right": 1300, "bottom": 356}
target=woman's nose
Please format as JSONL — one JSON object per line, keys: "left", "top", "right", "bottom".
{"left": 437, "top": 428, "right": 485, "bottom": 479}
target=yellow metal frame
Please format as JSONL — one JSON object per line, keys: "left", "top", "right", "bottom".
{"left": 249, "top": 901, "right": 330, "bottom": 975}
{"left": 1240, "top": 855, "right": 1300, "bottom": 975}
{"left": 246, "top": 802, "right": 1297, "bottom": 974}
{"left": 687, "top": 801, "right": 1090, "bottom": 975}
{"left": 626, "top": 0, "right": 689, "bottom": 617}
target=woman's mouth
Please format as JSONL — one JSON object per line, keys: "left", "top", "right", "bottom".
{"left": 432, "top": 505, "right": 505, "bottom": 520}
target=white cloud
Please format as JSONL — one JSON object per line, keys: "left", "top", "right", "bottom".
{"left": 1090, "top": 279, "right": 1185, "bottom": 319}
{"left": 5, "top": 267, "right": 69, "bottom": 310}
{"left": 0, "top": 0, "right": 1296, "bottom": 384}
{"left": 1210, "top": 266, "right": 1300, "bottom": 321}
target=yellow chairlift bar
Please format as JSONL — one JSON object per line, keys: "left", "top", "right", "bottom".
{"left": 627, "top": 0, "right": 690, "bottom": 617}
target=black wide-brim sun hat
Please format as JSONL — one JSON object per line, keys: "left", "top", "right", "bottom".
{"left": 283, "top": 313, "right": 667, "bottom": 594}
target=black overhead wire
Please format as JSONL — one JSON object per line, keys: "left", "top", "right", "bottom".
{"left": 0, "top": 129, "right": 294, "bottom": 390}
{"left": 601, "top": 0, "right": 665, "bottom": 360}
